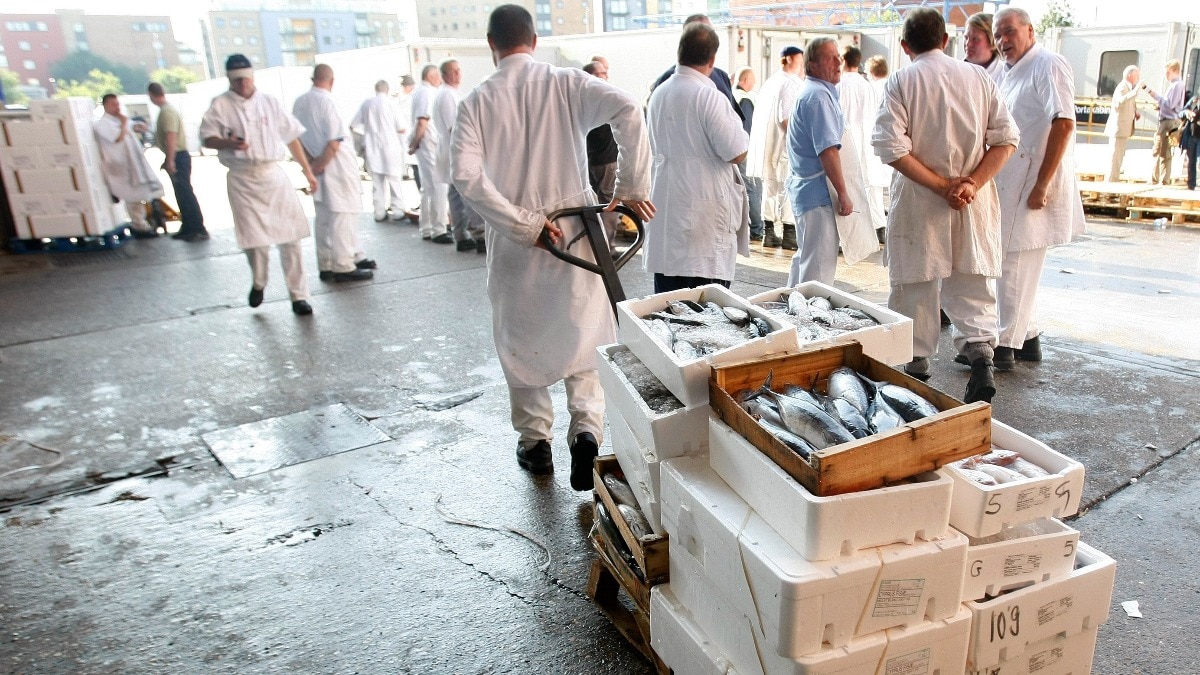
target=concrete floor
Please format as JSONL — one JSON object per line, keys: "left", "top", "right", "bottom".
{"left": 1, "top": 156, "right": 1199, "bottom": 673}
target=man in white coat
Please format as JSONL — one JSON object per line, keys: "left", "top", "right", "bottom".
{"left": 646, "top": 22, "right": 749, "bottom": 293}
{"left": 199, "top": 54, "right": 319, "bottom": 316}
{"left": 835, "top": 46, "right": 884, "bottom": 267}
{"left": 873, "top": 8, "right": 1019, "bottom": 403}
{"left": 351, "top": 79, "right": 413, "bottom": 222}
{"left": 432, "top": 59, "right": 486, "bottom": 253}
{"left": 992, "top": 7, "right": 1086, "bottom": 368}
{"left": 292, "top": 64, "right": 375, "bottom": 283}
{"left": 1104, "top": 66, "right": 1141, "bottom": 182}
{"left": 409, "top": 64, "right": 453, "bottom": 243}
{"left": 94, "top": 94, "right": 164, "bottom": 238}
{"left": 746, "top": 46, "right": 804, "bottom": 250}
{"left": 452, "top": 4, "right": 654, "bottom": 491}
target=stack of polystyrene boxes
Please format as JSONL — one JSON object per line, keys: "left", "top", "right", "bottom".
{"left": 0, "top": 98, "right": 117, "bottom": 240}
{"left": 942, "top": 421, "right": 1115, "bottom": 674}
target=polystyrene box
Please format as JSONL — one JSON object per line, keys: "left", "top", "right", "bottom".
{"left": 610, "top": 411, "right": 664, "bottom": 534}
{"left": 746, "top": 281, "right": 914, "bottom": 366}
{"left": 0, "top": 145, "right": 44, "bottom": 171}
{"left": 29, "top": 213, "right": 88, "bottom": 239}
{"left": 965, "top": 626, "right": 1097, "bottom": 675}
{"left": 942, "top": 420, "right": 1085, "bottom": 538}
{"left": 708, "top": 416, "right": 953, "bottom": 561}
{"left": 3, "top": 121, "right": 66, "bottom": 147}
{"left": 8, "top": 193, "right": 56, "bottom": 217}
{"left": 28, "top": 97, "right": 97, "bottom": 124}
{"left": 597, "top": 343, "right": 710, "bottom": 458}
{"left": 964, "top": 541, "right": 1114, "bottom": 670}
{"left": 41, "top": 142, "right": 100, "bottom": 172}
{"left": 16, "top": 168, "right": 77, "bottom": 193}
{"left": 961, "top": 519, "right": 1080, "bottom": 602}
{"left": 616, "top": 284, "right": 800, "bottom": 407}
{"left": 878, "top": 607, "right": 971, "bottom": 675}
{"left": 650, "top": 585, "right": 738, "bottom": 675}
{"left": 60, "top": 118, "right": 104, "bottom": 149}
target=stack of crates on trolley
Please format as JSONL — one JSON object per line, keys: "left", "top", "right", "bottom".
{"left": 1, "top": 98, "right": 126, "bottom": 252}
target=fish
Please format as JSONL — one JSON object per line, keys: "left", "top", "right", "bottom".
{"left": 751, "top": 317, "right": 772, "bottom": 337}
{"left": 617, "top": 503, "right": 653, "bottom": 540}
{"left": 766, "top": 389, "right": 856, "bottom": 450}
{"left": 877, "top": 384, "right": 940, "bottom": 422}
{"left": 780, "top": 384, "right": 825, "bottom": 409}
{"left": 1010, "top": 458, "right": 1050, "bottom": 478}
{"left": 647, "top": 318, "right": 676, "bottom": 348}
{"left": 808, "top": 296, "right": 834, "bottom": 312}
{"left": 974, "top": 463, "right": 1026, "bottom": 484}
{"left": 673, "top": 339, "right": 703, "bottom": 360}
{"left": 827, "top": 366, "right": 871, "bottom": 414}
{"left": 787, "top": 291, "right": 809, "bottom": 316}
{"left": 868, "top": 396, "right": 905, "bottom": 433}
{"left": 602, "top": 474, "right": 639, "bottom": 509}
{"left": 594, "top": 501, "right": 639, "bottom": 569}
{"left": 744, "top": 396, "right": 786, "bottom": 429}
{"left": 758, "top": 417, "right": 817, "bottom": 459}
{"left": 722, "top": 306, "right": 751, "bottom": 325}
{"left": 823, "top": 396, "right": 872, "bottom": 439}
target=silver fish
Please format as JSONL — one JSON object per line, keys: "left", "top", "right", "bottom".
{"left": 750, "top": 317, "right": 772, "bottom": 337}
{"left": 780, "top": 384, "right": 825, "bottom": 409}
{"left": 722, "top": 306, "right": 751, "bottom": 325}
{"left": 766, "top": 389, "right": 855, "bottom": 450}
{"left": 758, "top": 417, "right": 817, "bottom": 459}
{"left": 787, "top": 291, "right": 809, "bottom": 316}
{"left": 828, "top": 366, "right": 871, "bottom": 414}
{"left": 869, "top": 397, "right": 905, "bottom": 432}
{"left": 744, "top": 396, "right": 786, "bottom": 429}
{"left": 808, "top": 296, "right": 834, "bottom": 312}
{"left": 673, "top": 339, "right": 703, "bottom": 360}
{"left": 603, "top": 474, "right": 639, "bottom": 509}
{"left": 824, "top": 396, "right": 872, "bottom": 439}
{"left": 878, "top": 384, "right": 939, "bottom": 422}
{"left": 647, "top": 318, "right": 675, "bottom": 347}
{"left": 617, "top": 503, "right": 652, "bottom": 540}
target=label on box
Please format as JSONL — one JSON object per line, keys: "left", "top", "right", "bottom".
{"left": 884, "top": 648, "right": 931, "bottom": 675}
{"left": 1016, "top": 485, "right": 1054, "bottom": 511}
{"left": 872, "top": 579, "right": 926, "bottom": 617}
{"left": 1036, "top": 595, "right": 1074, "bottom": 626}
{"left": 1002, "top": 554, "right": 1043, "bottom": 577}
{"left": 1027, "top": 646, "right": 1064, "bottom": 672}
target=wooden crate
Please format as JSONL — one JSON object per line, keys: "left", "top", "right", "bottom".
{"left": 708, "top": 343, "right": 990, "bottom": 496}
{"left": 593, "top": 455, "right": 669, "bottom": 584}
{"left": 586, "top": 538, "right": 670, "bottom": 674}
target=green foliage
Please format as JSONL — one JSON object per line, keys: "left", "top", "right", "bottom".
{"left": 50, "top": 51, "right": 148, "bottom": 94}
{"left": 0, "top": 69, "right": 29, "bottom": 106}
{"left": 1037, "top": 0, "right": 1076, "bottom": 32}
{"left": 149, "top": 66, "right": 201, "bottom": 94}
{"left": 54, "top": 69, "right": 124, "bottom": 103}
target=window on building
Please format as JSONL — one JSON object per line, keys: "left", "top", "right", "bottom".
{"left": 23, "top": 59, "right": 35, "bottom": 71}
{"left": 246, "top": 19, "right": 255, "bottom": 28}
{"left": 0, "top": 56, "right": 7, "bottom": 68}
{"left": 35, "top": 21, "right": 48, "bottom": 31}
{"left": 324, "top": 36, "right": 332, "bottom": 45}
{"left": 78, "top": 42, "right": 88, "bottom": 51}
{"left": 537, "top": 18, "right": 552, "bottom": 31}
{"left": 1097, "top": 50, "right": 1138, "bottom": 98}
{"left": 450, "top": 6, "right": 458, "bottom": 13}
{"left": 334, "top": 19, "right": 343, "bottom": 28}
{"left": 611, "top": 0, "right": 628, "bottom": 14}
{"left": 661, "top": 1, "right": 672, "bottom": 12}
{"left": 215, "top": 18, "right": 226, "bottom": 28}
{"left": 18, "top": 41, "right": 31, "bottom": 52}
{"left": 251, "top": 54, "right": 261, "bottom": 63}
{"left": 248, "top": 36, "right": 258, "bottom": 45}
{"left": 430, "top": 24, "right": 438, "bottom": 32}
{"left": 557, "top": 0, "right": 564, "bottom": 7}
{"left": 556, "top": 17, "right": 564, "bottom": 24}
{"left": 231, "top": 19, "right": 241, "bottom": 28}
{"left": 611, "top": 16, "right": 627, "bottom": 29}
{"left": 218, "top": 37, "right": 228, "bottom": 46}
{"left": 452, "top": 22, "right": 459, "bottom": 30}
{"left": 233, "top": 36, "right": 244, "bottom": 45}
{"left": 334, "top": 35, "right": 344, "bottom": 45}
{"left": 537, "top": 2, "right": 551, "bottom": 13}
{"left": 321, "top": 19, "right": 329, "bottom": 28}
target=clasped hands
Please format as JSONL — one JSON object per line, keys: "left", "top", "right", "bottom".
{"left": 943, "top": 176, "right": 977, "bottom": 211}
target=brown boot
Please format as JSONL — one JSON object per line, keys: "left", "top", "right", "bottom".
{"left": 782, "top": 223, "right": 798, "bottom": 250}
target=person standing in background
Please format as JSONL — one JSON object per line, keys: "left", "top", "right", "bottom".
{"left": 94, "top": 94, "right": 164, "bottom": 239}
{"left": 409, "top": 64, "right": 453, "bottom": 243}
{"left": 964, "top": 12, "right": 1004, "bottom": 84}
{"left": 147, "top": 83, "right": 207, "bottom": 242}
{"left": 352, "top": 79, "right": 416, "bottom": 222}
{"left": 732, "top": 65, "right": 765, "bottom": 243}
{"left": 583, "top": 59, "right": 622, "bottom": 251}
{"left": 747, "top": 46, "right": 804, "bottom": 250}
{"left": 1104, "top": 66, "right": 1141, "bottom": 182}
{"left": 834, "top": 46, "right": 884, "bottom": 267}
{"left": 1144, "top": 59, "right": 1186, "bottom": 185}
{"left": 432, "top": 59, "right": 486, "bottom": 253}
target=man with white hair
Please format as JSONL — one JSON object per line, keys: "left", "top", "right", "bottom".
{"left": 409, "top": 64, "right": 452, "bottom": 243}
{"left": 292, "top": 64, "right": 375, "bottom": 283}
{"left": 94, "top": 93, "right": 164, "bottom": 238}
{"left": 991, "top": 7, "right": 1086, "bottom": 367}
{"left": 199, "top": 54, "right": 318, "bottom": 316}
{"left": 351, "top": 79, "right": 413, "bottom": 222}
{"left": 1104, "top": 65, "right": 1141, "bottom": 182}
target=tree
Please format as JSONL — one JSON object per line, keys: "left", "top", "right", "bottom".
{"left": 149, "top": 66, "right": 201, "bottom": 94}
{"left": 54, "top": 69, "right": 124, "bottom": 103}
{"left": 0, "top": 69, "right": 29, "bottom": 106}
{"left": 50, "top": 52, "right": 148, "bottom": 95}
{"left": 1037, "top": 0, "right": 1076, "bottom": 33}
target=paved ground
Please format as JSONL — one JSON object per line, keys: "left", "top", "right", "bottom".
{"left": 1, "top": 155, "right": 1198, "bottom": 673}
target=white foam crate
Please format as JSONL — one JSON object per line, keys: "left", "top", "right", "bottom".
{"left": 746, "top": 281, "right": 914, "bottom": 366}
{"left": 670, "top": 540, "right": 890, "bottom": 675}
{"left": 965, "top": 626, "right": 1097, "bottom": 675}
{"left": 610, "top": 411, "right": 664, "bottom": 534}
{"left": 3, "top": 120, "right": 67, "bottom": 147}
{"left": 942, "top": 420, "right": 1085, "bottom": 538}
{"left": 860, "top": 533, "right": 967, "bottom": 637}
{"left": 650, "top": 584, "right": 739, "bottom": 675}
{"left": 28, "top": 97, "right": 97, "bottom": 124}
{"left": 616, "top": 284, "right": 800, "bottom": 407}
{"left": 15, "top": 168, "right": 77, "bottom": 193}
{"left": 964, "top": 541, "right": 1114, "bottom": 670}
{"left": 0, "top": 145, "right": 44, "bottom": 171}
{"left": 879, "top": 607, "right": 971, "bottom": 675}
{"left": 709, "top": 416, "right": 953, "bottom": 561}
{"left": 29, "top": 213, "right": 88, "bottom": 239}
{"left": 598, "top": 342, "right": 710, "bottom": 457}
{"left": 961, "top": 519, "right": 1079, "bottom": 602}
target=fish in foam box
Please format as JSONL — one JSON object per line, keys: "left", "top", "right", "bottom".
{"left": 941, "top": 421, "right": 1084, "bottom": 538}
{"left": 964, "top": 541, "right": 1114, "bottom": 671}
{"left": 708, "top": 415, "right": 953, "bottom": 561}
{"left": 745, "top": 281, "right": 914, "bottom": 366}
{"left": 609, "top": 410, "right": 665, "bottom": 534}
{"left": 650, "top": 585, "right": 739, "bottom": 675}
{"left": 960, "top": 518, "right": 1079, "bottom": 602}
{"left": 617, "top": 284, "right": 800, "bottom": 408}
{"left": 597, "top": 343, "right": 710, "bottom": 458}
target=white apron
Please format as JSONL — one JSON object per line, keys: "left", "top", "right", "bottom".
{"left": 226, "top": 163, "right": 310, "bottom": 249}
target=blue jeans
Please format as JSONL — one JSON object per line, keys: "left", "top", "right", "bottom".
{"left": 169, "top": 151, "right": 206, "bottom": 234}
{"left": 1184, "top": 133, "right": 1200, "bottom": 190}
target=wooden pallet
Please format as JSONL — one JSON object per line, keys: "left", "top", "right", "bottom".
{"left": 1077, "top": 181, "right": 1156, "bottom": 217}
{"left": 1126, "top": 188, "right": 1200, "bottom": 224}
{"left": 588, "top": 538, "right": 670, "bottom": 675}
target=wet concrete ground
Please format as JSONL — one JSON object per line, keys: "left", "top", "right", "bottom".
{"left": 1, "top": 156, "right": 1198, "bottom": 673}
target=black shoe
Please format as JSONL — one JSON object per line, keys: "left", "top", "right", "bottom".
{"left": 965, "top": 357, "right": 996, "bottom": 404}
{"left": 570, "top": 433, "right": 599, "bottom": 491}
{"left": 993, "top": 346, "right": 1016, "bottom": 371}
{"left": 1015, "top": 335, "right": 1042, "bottom": 362}
{"left": 355, "top": 258, "right": 377, "bottom": 270}
{"left": 374, "top": 215, "right": 388, "bottom": 222}
{"left": 516, "top": 440, "right": 553, "bottom": 475}
{"left": 130, "top": 228, "right": 158, "bottom": 239}
{"left": 781, "top": 223, "right": 798, "bottom": 251}
{"left": 319, "top": 270, "right": 334, "bottom": 281}
{"left": 248, "top": 287, "right": 264, "bottom": 308}
{"left": 476, "top": 239, "right": 487, "bottom": 254}
{"left": 333, "top": 268, "right": 373, "bottom": 282}
{"left": 422, "top": 234, "right": 432, "bottom": 241}
{"left": 940, "top": 309, "right": 952, "bottom": 327}
{"left": 762, "top": 232, "right": 783, "bottom": 248}
{"left": 182, "top": 231, "right": 209, "bottom": 242}
{"left": 291, "top": 300, "right": 313, "bottom": 315}
{"left": 430, "top": 232, "right": 454, "bottom": 244}
{"left": 456, "top": 239, "right": 476, "bottom": 252}
{"left": 876, "top": 227, "right": 887, "bottom": 245}
{"left": 171, "top": 231, "right": 189, "bottom": 240}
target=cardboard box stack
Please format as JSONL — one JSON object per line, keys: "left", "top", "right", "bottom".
{"left": 0, "top": 99, "right": 117, "bottom": 240}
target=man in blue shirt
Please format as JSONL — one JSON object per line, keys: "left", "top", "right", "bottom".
{"left": 785, "top": 37, "right": 854, "bottom": 285}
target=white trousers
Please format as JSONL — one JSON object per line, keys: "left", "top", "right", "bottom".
{"left": 415, "top": 154, "right": 448, "bottom": 237}
{"left": 788, "top": 205, "right": 838, "bottom": 286}
{"left": 997, "top": 247, "right": 1047, "bottom": 348}
{"left": 370, "top": 172, "right": 408, "bottom": 219}
{"left": 762, "top": 176, "right": 795, "bottom": 228}
{"left": 245, "top": 242, "right": 309, "bottom": 301}
{"left": 508, "top": 369, "right": 604, "bottom": 448}
{"left": 314, "top": 202, "right": 362, "bottom": 273}
{"left": 890, "top": 273, "right": 998, "bottom": 359}
{"left": 1108, "top": 136, "right": 1129, "bottom": 182}
{"left": 125, "top": 200, "right": 149, "bottom": 229}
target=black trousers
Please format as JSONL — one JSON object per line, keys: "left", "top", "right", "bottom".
{"left": 653, "top": 274, "right": 731, "bottom": 294}
{"left": 169, "top": 151, "right": 206, "bottom": 235}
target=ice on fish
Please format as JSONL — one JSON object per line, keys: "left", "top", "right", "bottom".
{"left": 755, "top": 291, "right": 881, "bottom": 345}
{"left": 610, "top": 348, "right": 684, "bottom": 414}
{"left": 640, "top": 299, "right": 775, "bottom": 359}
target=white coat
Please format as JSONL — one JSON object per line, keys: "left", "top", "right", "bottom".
{"left": 293, "top": 86, "right": 362, "bottom": 213}
{"left": 995, "top": 45, "right": 1086, "bottom": 252}
{"left": 746, "top": 69, "right": 801, "bottom": 183}
{"left": 872, "top": 49, "right": 1020, "bottom": 286}
{"left": 351, "top": 93, "right": 407, "bottom": 177}
{"left": 835, "top": 71, "right": 884, "bottom": 265}
{"left": 646, "top": 66, "right": 749, "bottom": 281}
{"left": 432, "top": 83, "right": 465, "bottom": 176}
{"left": 451, "top": 53, "right": 651, "bottom": 388}
{"left": 198, "top": 89, "right": 310, "bottom": 250}
{"left": 93, "top": 113, "right": 163, "bottom": 203}
{"left": 410, "top": 82, "right": 440, "bottom": 177}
